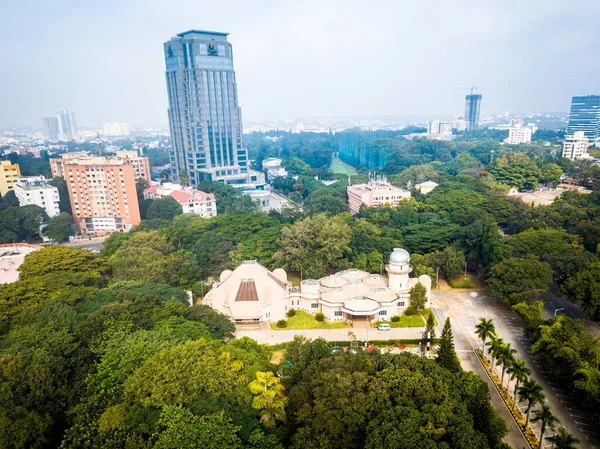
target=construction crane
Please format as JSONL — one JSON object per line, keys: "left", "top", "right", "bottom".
{"left": 457, "top": 85, "right": 479, "bottom": 95}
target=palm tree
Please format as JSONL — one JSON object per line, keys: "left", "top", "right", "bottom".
{"left": 507, "top": 359, "right": 531, "bottom": 410}
{"left": 475, "top": 318, "right": 495, "bottom": 356}
{"left": 546, "top": 428, "right": 580, "bottom": 449}
{"left": 531, "top": 404, "right": 559, "bottom": 449}
{"left": 518, "top": 378, "right": 545, "bottom": 429}
{"left": 496, "top": 343, "right": 517, "bottom": 389}
{"left": 487, "top": 335, "right": 504, "bottom": 374}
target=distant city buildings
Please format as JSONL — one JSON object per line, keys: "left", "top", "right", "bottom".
{"left": 452, "top": 118, "right": 467, "bottom": 132}
{"left": 464, "top": 94, "right": 482, "bottom": 131}
{"left": 427, "top": 120, "right": 452, "bottom": 136}
{"left": 62, "top": 156, "right": 141, "bottom": 234}
{"left": 51, "top": 151, "right": 150, "bottom": 182}
{"left": 14, "top": 176, "right": 60, "bottom": 217}
{"left": 42, "top": 117, "right": 60, "bottom": 142}
{"left": 103, "top": 123, "right": 130, "bottom": 136}
{"left": 504, "top": 126, "right": 533, "bottom": 145}
{"left": 144, "top": 183, "right": 217, "bottom": 217}
{"left": 566, "top": 95, "right": 600, "bottom": 144}
{"left": 338, "top": 133, "right": 393, "bottom": 170}
{"left": 347, "top": 177, "right": 411, "bottom": 215}
{"left": 57, "top": 110, "right": 79, "bottom": 141}
{"left": 0, "top": 160, "right": 21, "bottom": 196}
{"left": 562, "top": 131, "right": 589, "bottom": 159}
{"left": 163, "top": 30, "right": 264, "bottom": 187}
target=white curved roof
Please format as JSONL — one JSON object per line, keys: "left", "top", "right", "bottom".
{"left": 389, "top": 248, "right": 410, "bottom": 264}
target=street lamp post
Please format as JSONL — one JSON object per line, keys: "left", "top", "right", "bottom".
{"left": 554, "top": 308, "right": 565, "bottom": 318}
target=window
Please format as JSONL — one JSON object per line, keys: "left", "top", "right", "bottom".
{"left": 311, "top": 303, "right": 319, "bottom": 309}
{"left": 397, "top": 301, "right": 405, "bottom": 307}
{"left": 378, "top": 310, "right": 387, "bottom": 316}
{"left": 334, "top": 311, "right": 343, "bottom": 317}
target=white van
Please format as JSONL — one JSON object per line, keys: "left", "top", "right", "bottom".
{"left": 378, "top": 323, "right": 391, "bottom": 331}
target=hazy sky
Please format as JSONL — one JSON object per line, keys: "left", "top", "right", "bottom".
{"left": 1, "top": 0, "right": 599, "bottom": 127}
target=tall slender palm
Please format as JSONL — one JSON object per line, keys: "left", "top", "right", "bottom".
{"left": 546, "top": 428, "right": 580, "bottom": 449}
{"left": 531, "top": 404, "right": 559, "bottom": 449}
{"left": 475, "top": 318, "right": 495, "bottom": 356}
{"left": 497, "top": 343, "right": 517, "bottom": 389}
{"left": 518, "top": 378, "right": 545, "bottom": 429}
{"left": 487, "top": 335, "right": 504, "bottom": 374}
{"left": 507, "top": 359, "right": 531, "bottom": 410}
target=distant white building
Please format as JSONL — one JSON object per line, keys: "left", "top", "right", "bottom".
{"left": 562, "top": 132, "right": 589, "bottom": 159}
{"left": 452, "top": 118, "right": 467, "bottom": 132}
{"left": 14, "top": 176, "right": 60, "bottom": 218}
{"left": 428, "top": 120, "right": 452, "bottom": 135}
{"left": 245, "top": 189, "right": 296, "bottom": 213}
{"left": 504, "top": 126, "right": 533, "bottom": 145}
{"left": 262, "top": 157, "right": 288, "bottom": 181}
{"left": 144, "top": 183, "right": 217, "bottom": 218}
{"left": 415, "top": 180, "right": 438, "bottom": 194}
{"left": 103, "top": 123, "right": 130, "bottom": 136}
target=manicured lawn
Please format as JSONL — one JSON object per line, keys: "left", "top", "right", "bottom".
{"left": 270, "top": 310, "right": 348, "bottom": 330}
{"left": 449, "top": 274, "right": 483, "bottom": 289}
{"left": 375, "top": 308, "right": 437, "bottom": 328}
{"left": 423, "top": 308, "right": 438, "bottom": 326}
{"left": 330, "top": 156, "right": 357, "bottom": 175}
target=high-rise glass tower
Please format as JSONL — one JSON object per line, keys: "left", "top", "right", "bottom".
{"left": 164, "top": 30, "right": 262, "bottom": 186}
{"left": 566, "top": 95, "right": 600, "bottom": 142}
{"left": 42, "top": 117, "right": 60, "bottom": 142}
{"left": 464, "top": 94, "right": 482, "bottom": 131}
{"left": 57, "top": 110, "right": 79, "bottom": 141}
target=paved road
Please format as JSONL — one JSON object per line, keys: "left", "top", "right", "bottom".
{"left": 433, "top": 290, "right": 600, "bottom": 449}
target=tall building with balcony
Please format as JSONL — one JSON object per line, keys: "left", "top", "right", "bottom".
{"left": 57, "top": 110, "right": 79, "bottom": 140}
{"left": 63, "top": 156, "right": 140, "bottom": 234}
{"left": 42, "top": 117, "right": 60, "bottom": 142}
{"left": 0, "top": 161, "right": 22, "bottom": 196}
{"left": 144, "top": 182, "right": 217, "bottom": 218}
{"left": 504, "top": 126, "right": 532, "bottom": 145}
{"left": 14, "top": 176, "right": 60, "bottom": 218}
{"left": 562, "top": 131, "right": 589, "bottom": 159}
{"left": 566, "top": 95, "right": 600, "bottom": 144}
{"left": 163, "top": 30, "right": 264, "bottom": 187}
{"left": 464, "top": 94, "right": 482, "bottom": 131}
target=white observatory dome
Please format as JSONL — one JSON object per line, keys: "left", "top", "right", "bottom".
{"left": 389, "top": 248, "right": 410, "bottom": 265}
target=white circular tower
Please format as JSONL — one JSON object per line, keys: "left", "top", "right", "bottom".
{"left": 386, "top": 248, "right": 412, "bottom": 291}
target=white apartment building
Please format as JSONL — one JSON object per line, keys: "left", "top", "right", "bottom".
{"left": 504, "top": 126, "right": 533, "bottom": 145}
{"left": 262, "top": 158, "right": 289, "bottom": 181}
{"left": 562, "top": 132, "right": 589, "bottom": 159}
{"left": 14, "top": 176, "right": 60, "bottom": 218}
{"left": 103, "top": 123, "right": 130, "bottom": 136}
{"left": 452, "top": 118, "right": 467, "bottom": 132}
{"left": 427, "top": 120, "right": 452, "bottom": 135}
{"left": 144, "top": 183, "right": 217, "bottom": 218}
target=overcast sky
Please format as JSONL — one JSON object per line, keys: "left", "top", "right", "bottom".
{"left": 1, "top": 0, "right": 599, "bottom": 127}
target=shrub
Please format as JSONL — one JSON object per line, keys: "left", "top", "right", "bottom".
{"left": 315, "top": 312, "right": 325, "bottom": 322}
{"left": 287, "top": 308, "right": 296, "bottom": 317}
{"left": 391, "top": 315, "right": 400, "bottom": 322}
{"left": 405, "top": 305, "right": 418, "bottom": 316}
{"left": 276, "top": 319, "right": 287, "bottom": 328}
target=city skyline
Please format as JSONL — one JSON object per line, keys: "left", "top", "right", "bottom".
{"left": 1, "top": 1, "right": 600, "bottom": 127}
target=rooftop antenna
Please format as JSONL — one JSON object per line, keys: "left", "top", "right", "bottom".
{"left": 457, "top": 85, "right": 479, "bottom": 95}
{"left": 96, "top": 132, "right": 102, "bottom": 156}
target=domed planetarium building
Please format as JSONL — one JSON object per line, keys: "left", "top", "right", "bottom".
{"left": 204, "top": 248, "right": 431, "bottom": 324}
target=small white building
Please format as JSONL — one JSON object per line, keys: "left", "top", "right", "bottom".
{"left": 562, "top": 132, "right": 589, "bottom": 159}
{"left": 144, "top": 183, "right": 217, "bottom": 218}
{"left": 14, "top": 176, "right": 60, "bottom": 218}
{"left": 246, "top": 189, "right": 296, "bottom": 213}
{"left": 262, "top": 158, "right": 288, "bottom": 181}
{"left": 428, "top": 120, "right": 452, "bottom": 136}
{"left": 204, "top": 248, "right": 431, "bottom": 324}
{"left": 415, "top": 180, "right": 438, "bottom": 195}
{"left": 504, "top": 126, "right": 533, "bottom": 145}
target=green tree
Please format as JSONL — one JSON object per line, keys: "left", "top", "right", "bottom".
{"left": 437, "top": 318, "right": 461, "bottom": 372}
{"left": 518, "top": 378, "right": 545, "bottom": 429}
{"left": 179, "top": 169, "right": 190, "bottom": 186}
{"left": 563, "top": 262, "right": 600, "bottom": 319}
{"left": 284, "top": 157, "right": 312, "bottom": 175}
{"left": 539, "top": 163, "right": 563, "bottom": 187}
{"left": 487, "top": 335, "right": 505, "bottom": 370}
{"left": 531, "top": 404, "right": 559, "bottom": 449}
{"left": 489, "top": 153, "right": 541, "bottom": 190}
{"left": 428, "top": 246, "right": 466, "bottom": 280}
{"left": 184, "top": 304, "right": 235, "bottom": 341}
{"left": 48, "top": 177, "right": 72, "bottom": 214}
{"left": 425, "top": 312, "right": 436, "bottom": 340}
{"left": 507, "top": 359, "right": 531, "bottom": 411}
{"left": 248, "top": 371, "right": 287, "bottom": 429}
{"left": 475, "top": 318, "right": 495, "bottom": 354}
{"left": 496, "top": 343, "right": 517, "bottom": 389}
{"left": 44, "top": 212, "right": 74, "bottom": 242}
{"left": 147, "top": 196, "right": 183, "bottom": 221}
{"left": 546, "top": 428, "right": 580, "bottom": 449}
{"left": 409, "top": 283, "right": 427, "bottom": 313}
{"left": 488, "top": 257, "right": 552, "bottom": 305}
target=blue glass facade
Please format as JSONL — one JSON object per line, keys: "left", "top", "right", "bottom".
{"left": 567, "top": 95, "right": 600, "bottom": 141}
{"left": 164, "top": 30, "right": 248, "bottom": 185}
{"left": 464, "top": 95, "right": 482, "bottom": 131}
{"left": 338, "top": 133, "right": 393, "bottom": 170}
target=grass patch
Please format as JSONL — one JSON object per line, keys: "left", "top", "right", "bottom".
{"left": 286, "top": 272, "right": 301, "bottom": 287}
{"left": 330, "top": 156, "right": 357, "bottom": 175}
{"left": 270, "top": 310, "right": 348, "bottom": 330}
{"left": 448, "top": 274, "right": 482, "bottom": 289}
{"left": 423, "top": 308, "right": 438, "bottom": 326}
{"left": 377, "top": 313, "right": 424, "bottom": 328}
